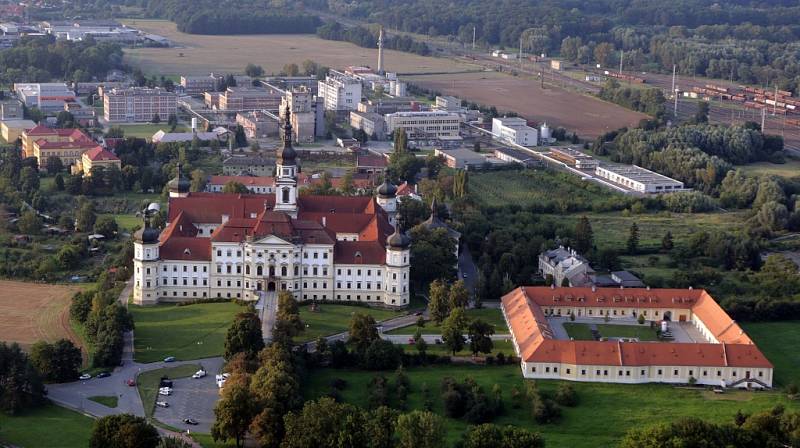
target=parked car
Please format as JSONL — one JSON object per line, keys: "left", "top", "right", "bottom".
{"left": 192, "top": 369, "right": 206, "bottom": 379}
{"left": 96, "top": 372, "right": 111, "bottom": 378}
{"left": 158, "top": 388, "right": 172, "bottom": 396}
{"left": 159, "top": 378, "right": 173, "bottom": 388}
{"left": 163, "top": 356, "right": 176, "bottom": 362}
{"left": 126, "top": 379, "right": 136, "bottom": 387}
{"left": 408, "top": 338, "right": 415, "bottom": 344}
{"left": 462, "top": 272, "right": 468, "bottom": 278}
{"left": 183, "top": 418, "right": 198, "bottom": 425}
{"left": 414, "top": 311, "right": 423, "bottom": 316}
{"left": 156, "top": 401, "right": 170, "bottom": 408}
{"left": 79, "top": 373, "right": 91, "bottom": 381}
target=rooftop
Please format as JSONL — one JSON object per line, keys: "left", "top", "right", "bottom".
{"left": 597, "top": 163, "right": 683, "bottom": 186}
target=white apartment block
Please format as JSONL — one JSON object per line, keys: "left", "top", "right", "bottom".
{"left": 104, "top": 87, "right": 177, "bottom": 123}
{"left": 492, "top": 117, "right": 538, "bottom": 147}
{"left": 318, "top": 70, "right": 362, "bottom": 111}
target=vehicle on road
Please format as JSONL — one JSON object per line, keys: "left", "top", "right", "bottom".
{"left": 164, "top": 356, "right": 176, "bottom": 362}
{"left": 78, "top": 373, "right": 91, "bottom": 381}
{"left": 126, "top": 379, "right": 136, "bottom": 387}
{"left": 435, "top": 338, "right": 442, "bottom": 344}
{"left": 183, "top": 418, "right": 198, "bottom": 425}
{"left": 156, "top": 401, "right": 170, "bottom": 408}
{"left": 158, "top": 387, "right": 172, "bottom": 396}
{"left": 192, "top": 369, "right": 206, "bottom": 379}
{"left": 414, "top": 312, "right": 423, "bottom": 316}
{"left": 96, "top": 372, "right": 111, "bottom": 378}
{"left": 463, "top": 273, "right": 468, "bottom": 278}
{"left": 408, "top": 337, "right": 415, "bottom": 344}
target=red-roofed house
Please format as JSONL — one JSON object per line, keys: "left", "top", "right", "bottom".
{"left": 21, "top": 125, "right": 98, "bottom": 167}
{"left": 72, "top": 146, "right": 122, "bottom": 176}
{"left": 501, "top": 286, "right": 773, "bottom": 388}
{"left": 133, "top": 111, "right": 411, "bottom": 308}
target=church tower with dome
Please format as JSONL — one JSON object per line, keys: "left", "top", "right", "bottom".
{"left": 274, "top": 105, "right": 299, "bottom": 218}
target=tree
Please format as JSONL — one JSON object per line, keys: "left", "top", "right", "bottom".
{"left": 190, "top": 169, "right": 207, "bottom": 192}
{"left": 283, "top": 397, "right": 370, "bottom": 448}
{"left": 46, "top": 156, "right": 64, "bottom": 175}
{"left": 29, "top": 339, "right": 82, "bottom": 383}
{"left": 395, "top": 410, "right": 446, "bottom": 448}
{"left": 441, "top": 307, "right": 468, "bottom": 355}
{"left": 468, "top": 319, "right": 495, "bottom": 355}
{"left": 394, "top": 128, "right": 408, "bottom": 153}
{"left": 339, "top": 171, "right": 355, "bottom": 195}
{"left": 448, "top": 280, "right": 470, "bottom": 309}
{"left": 54, "top": 173, "right": 65, "bottom": 191}
{"left": 224, "top": 312, "right": 264, "bottom": 361}
{"left": 627, "top": 222, "right": 639, "bottom": 254}
{"left": 151, "top": 113, "right": 161, "bottom": 124}
{"left": 428, "top": 279, "right": 450, "bottom": 324}
{"left": 409, "top": 227, "right": 457, "bottom": 286}
{"left": 282, "top": 63, "right": 300, "bottom": 76}
{"left": 554, "top": 383, "right": 578, "bottom": 407}
{"left": 157, "top": 437, "right": 193, "bottom": 448}
{"left": 573, "top": 216, "right": 594, "bottom": 254}
{"left": 94, "top": 215, "right": 118, "bottom": 239}
{"left": 212, "top": 375, "right": 257, "bottom": 448}
{"left": 245, "top": 63, "right": 265, "bottom": 77}
{"left": 19, "top": 166, "right": 39, "bottom": 196}
{"left": 222, "top": 181, "right": 249, "bottom": 194}
{"left": 90, "top": 414, "right": 160, "bottom": 448}
{"left": 397, "top": 198, "right": 428, "bottom": 229}
{"left": 234, "top": 125, "right": 247, "bottom": 147}
{"left": 76, "top": 201, "right": 97, "bottom": 232}
{"left": 462, "top": 424, "right": 545, "bottom": 448}
{"left": 594, "top": 42, "right": 615, "bottom": 66}
{"left": 413, "top": 329, "right": 428, "bottom": 356}
{"left": 661, "top": 231, "right": 674, "bottom": 252}
{"left": 273, "top": 291, "right": 304, "bottom": 343}
{"left": 694, "top": 101, "right": 710, "bottom": 124}
{"left": 167, "top": 113, "right": 178, "bottom": 129}
{"left": 348, "top": 312, "right": 379, "bottom": 353}
{"left": 17, "top": 210, "right": 42, "bottom": 235}
{"left": 363, "top": 339, "right": 402, "bottom": 370}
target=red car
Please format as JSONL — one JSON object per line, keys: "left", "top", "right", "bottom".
{"left": 126, "top": 379, "right": 136, "bottom": 387}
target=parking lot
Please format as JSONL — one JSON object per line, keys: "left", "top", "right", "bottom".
{"left": 153, "top": 357, "right": 224, "bottom": 433}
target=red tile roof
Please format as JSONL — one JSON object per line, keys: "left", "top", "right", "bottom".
{"left": 523, "top": 286, "right": 701, "bottom": 309}
{"left": 334, "top": 240, "right": 386, "bottom": 264}
{"left": 502, "top": 287, "right": 772, "bottom": 369}
{"left": 356, "top": 154, "right": 388, "bottom": 168}
{"left": 159, "top": 237, "right": 211, "bottom": 261}
{"left": 83, "top": 146, "right": 119, "bottom": 162}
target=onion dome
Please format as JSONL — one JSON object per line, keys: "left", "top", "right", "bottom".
{"left": 377, "top": 179, "right": 397, "bottom": 198}
{"left": 277, "top": 105, "right": 297, "bottom": 165}
{"left": 167, "top": 163, "right": 190, "bottom": 194}
{"left": 387, "top": 226, "right": 411, "bottom": 249}
{"left": 134, "top": 225, "right": 160, "bottom": 244}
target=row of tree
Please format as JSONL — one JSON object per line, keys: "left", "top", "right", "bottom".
{"left": 316, "top": 22, "right": 430, "bottom": 56}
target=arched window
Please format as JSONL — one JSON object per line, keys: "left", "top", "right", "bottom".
{"left": 257, "top": 265, "right": 263, "bottom": 276}
{"left": 282, "top": 187, "right": 290, "bottom": 203}
{"left": 245, "top": 265, "right": 250, "bottom": 275}
{"left": 281, "top": 266, "right": 287, "bottom": 276}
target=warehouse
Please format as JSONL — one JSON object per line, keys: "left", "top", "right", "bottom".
{"left": 595, "top": 164, "right": 684, "bottom": 194}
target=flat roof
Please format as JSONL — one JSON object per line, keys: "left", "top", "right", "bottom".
{"left": 597, "top": 163, "right": 683, "bottom": 185}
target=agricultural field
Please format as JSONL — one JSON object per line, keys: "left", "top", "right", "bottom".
{"left": 386, "top": 308, "right": 507, "bottom": 335}
{"left": 406, "top": 71, "right": 648, "bottom": 138}
{"left": 739, "top": 159, "right": 800, "bottom": 178}
{"left": 121, "top": 20, "right": 476, "bottom": 77}
{"left": 743, "top": 321, "right": 800, "bottom": 387}
{"left": 0, "top": 280, "right": 82, "bottom": 350}
{"left": 297, "top": 303, "right": 403, "bottom": 342}
{"left": 0, "top": 404, "right": 94, "bottom": 448}
{"left": 305, "top": 364, "right": 800, "bottom": 447}
{"left": 129, "top": 302, "right": 245, "bottom": 363}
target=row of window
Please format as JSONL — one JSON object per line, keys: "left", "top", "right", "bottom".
{"left": 532, "top": 366, "right": 765, "bottom": 379}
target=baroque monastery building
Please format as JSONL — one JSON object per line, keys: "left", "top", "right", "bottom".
{"left": 133, "top": 108, "right": 410, "bottom": 308}
{"left": 502, "top": 287, "right": 773, "bottom": 388}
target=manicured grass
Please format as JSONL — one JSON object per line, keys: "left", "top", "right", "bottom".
{"left": 743, "top": 321, "right": 800, "bottom": 387}
{"left": 596, "top": 324, "right": 658, "bottom": 341}
{"left": 88, "top": 395, "right": 118, "bottom": 408}
{"left": 304, "top": 364, "right": 800, "bottom": 447}
{"left": 386, "top": 308, "right": 508, "bottom": 335}
{"left": 399, "top": 340, "right": 515, "bottom": 357}
{"left": 137, "top": 364, "right": 201, "bottom": 419}
{"left": 0, "top": 404, "right": 94, "bottom": 448}
{"left": 115, "top": 123, "right": 189, "bottom": 139}
{"left": 98, "top": 213, "right": 141, "bottom": 232}
{"left": 297, "top": 304, "right": 403, "bottom": 343}
{"left": 191, "top": 433, "right": 237, "bottom": 448}
{"left": 130, "top": 302, "right": 245, "bottom": 363}
{"left": 739, "top": 160, "right": 800, "bottom": 178}
{"left": 563, "top": 322, "right": 595, "bottom": 340}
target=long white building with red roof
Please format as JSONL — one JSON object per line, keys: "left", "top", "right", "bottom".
{"left": 133, "top": 108, "right": 410, "bottom": 308}
{"left": 502, "top": 286, "right": 773, "bottom": 388}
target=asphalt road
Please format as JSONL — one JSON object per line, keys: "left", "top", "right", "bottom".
{"left": 153, "top": 357, "right": 225, "bottom": 434}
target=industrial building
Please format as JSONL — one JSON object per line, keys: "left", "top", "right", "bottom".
{"left": 180, "top": 76, "right": 219, "bottom": 96}
{"left": 358, "top": 98, "right": 418, "bottom": 115}
{"left": 350, "top": 111, "right": 387, "bottom": 140}
{"left": 491, "top": 117, "right": 538, "bottom": 147}
{"left": 435, "top": 95, "right": 462, "bottom": 111}
{"left": 236, "top": 111, "right": 279, "bottom": 139}
{"left": 384, "top": 111, "right": 464, "bottom": 144}
{"left": 0, "top": 100, "right": 22, "bottom": 120}
{"left": 103, "top": 87, "right": 177, "bottom": 123}
{"left": 280, "top": 87, "right": 320, "bottom": 143}
{"left": 1, "top": 119, "right": 36, "bottom": 143}
{"left": 14, "top": 83, "right": 76, "bottom": 112}
{"left": 219, "top": 87, "right": 282, "bottom": 112}
{"left": 318, "top": 69, "right": 362, "bottom": 112}
{"left": 223, "top": 156, "right": 275, "bottom": 177}
{"left": 434, "top": 148, "right": 488, "bottom": 169}
{"left": 595, "top": 164, "right": 684, "bottom": 194}
{"left": 549, "top": 147, "right": 598, "bottom": 169}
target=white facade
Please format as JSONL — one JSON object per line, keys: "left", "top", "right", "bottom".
{"left": 384, "top": 111, "right": 464, "bottom": 141}
{"left": 595, "top": 164, "right": 684, "bottom": 194}
{"left": 492, "top": 117, "right": 538, "bottom": 147}
{"left": 318, "top": 70, "right": 362, "bottom": 111}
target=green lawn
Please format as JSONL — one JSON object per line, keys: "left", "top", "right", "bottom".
{"left": 88, "top": 395, "right": 118, "bottom": 408}
{"left": 743, "top": 321, "right": 800, "bottom": 387}
{"left": 563, "top": 322, "right": 596, "bottom": 340}
{"left": 386, "top": 308, "right": 508, "bottom": 335}
{"left": 399, "top": 340, "right": 515, "bottom": 357}
{"left": 192, "top": 433, "right": 237, "bottom": 448}
{"left": 304, "top": 364, "right": 800, "bottom": 447}
{"left": 297, "top": 303, "right": 403, "bottom": 343}
{"left": 739, "top": 160, "right": 800, "bottom": 178}
{"left": 98, "top": 213, "right": 141, "bottom": 232}
{"left": 115, "top": 123, "right": 189, "bottom": 139}
{"left": 130, "top": 302, "right": 245, "bottom": 363}
{"left": 138, "top": 364, "right": 201, "bottom": 419}
{"left": 0, "top": 404, "right": 94, "bottom": 448}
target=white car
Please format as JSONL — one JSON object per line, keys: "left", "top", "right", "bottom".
{"left": 192, "top": 370, "right": 206, "bottom": 379}
{"left": 156, "top": 401, "right": 170, "bottom": 408}
{"left": 158, "top": 387, "right": 172, "bottom": 396}
{"left": 78, "top": 373, "right": 91, "bottom": 381}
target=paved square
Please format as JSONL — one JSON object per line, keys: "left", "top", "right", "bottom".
{"left": 153, "top": 358, "right": 223, "bottom": 433}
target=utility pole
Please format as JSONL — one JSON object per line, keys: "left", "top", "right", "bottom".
{"left": 773, "top": 85, "right": 778, "bottom": 116}
{"left": 674, "top": 86, "right": 679, "bottom": 118}
{"left": 619, "top": 50, "right": 624, "bottom": 75}
{"left": 761, "top": 107, "right": 766, "bottom": 131}
{"left": 472, "top": 26, "right": 476, "bottom": 50}
{"left": 671, "top": 65, "right": 676, "bottom": 97}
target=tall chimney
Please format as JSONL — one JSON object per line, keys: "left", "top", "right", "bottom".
{"left": 377, "top": 27, "right": 385, "bottom": 76}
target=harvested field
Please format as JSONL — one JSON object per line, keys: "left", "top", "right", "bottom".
{"left": 122, "top": 20, "right": 477, "bottom": 76}
{"left": 406, "top": 71, "right": 648, "bottom": 138}
{"left": 0, "top": 280, "right": 81, "bottom": 350}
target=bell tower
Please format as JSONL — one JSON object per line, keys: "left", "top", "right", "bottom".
{"left": 274, "top": 105, "right": 298, "bottom": 217}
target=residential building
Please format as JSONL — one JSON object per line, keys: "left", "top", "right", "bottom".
{"left": 350, "top": 111, "right": 387, "bottom": 140}
{"left": 492, "top": 117, "right": 538, "bottom": 147}
{"left": 1, "top": 119, "right": 36, "bottom": 143}
{"left": 204, "top": 92, "right": 221, "bottom": 109}
{"left": 280, "top": 87, "right": 316, "bottom": 143}
{"left": 21, "top": 125, "right": 98, "bottom": 167}
{"left": 219, "top": 87, "right": 282, "bottom": 112}
{"left": 236, "top": 111, "right": 279, "bottom": 139}
{"left": 207, "top": 175, "right": 276, "bottom": 194}
{"left": 223, "top": 155, "right": 274, "bottom": 177}
{"left": 0, "top": 100, "right": 22, "bottom": 120}
{"left": 103, "top": 87, "right": 177, "bottom": 123}
{"left": 14, "top": 83, "right": 75, "bottom": 112}
{"left": 502, "top": 286, "right": 773, "bottom": 388}
{"left": 318, "top": 69, "right": 362, "bottom": 111}
{"left": 549, "top": 147, "right": 598, "bottom": 169}
{"left": 73, "top": 146, "right": 121, "bottom": 176}
{"left": 538, "top": 246, "right": 594, "bottom": 287}
{"left": 434, "top": 148, "right": 487, "bottom": 169}
{"left": 133, "top": 112, "right": 410, "bottom": 308}
{"left": 595, "top": 164, "right": 684, "bottom": 194}
{"left": 384, "top": 111, "right": 464, "bottom": 143}
{"left": 180, "top": 75, "right": 219, "bottom": 96}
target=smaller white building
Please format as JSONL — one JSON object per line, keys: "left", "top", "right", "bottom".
{"left": 318, "top": 70, "right": 362, "bottom": 111}
{"left": 491, "top": 117, "right": 538, "bottom": 147}
{"left": 595, "top": 164, "right": 684, "bottom": 194}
